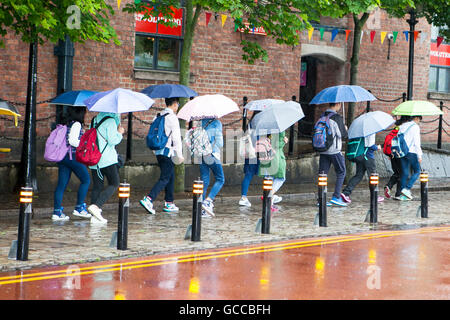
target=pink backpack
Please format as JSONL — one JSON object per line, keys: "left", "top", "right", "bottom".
{"left": 255, "top": 136, "right": 275, "bottom": 163}
{"left": 44, "top": 124, "right": 70, "bottom": 162}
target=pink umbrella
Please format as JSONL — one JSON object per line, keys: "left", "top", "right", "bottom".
{"left": 177, "top": 94, "right": 239, "bottom": 121}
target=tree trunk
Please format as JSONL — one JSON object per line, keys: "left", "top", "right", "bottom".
{"left": 174, "top": 2, "right": 201, "bottom": 193}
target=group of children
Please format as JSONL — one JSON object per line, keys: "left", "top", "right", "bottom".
{"left": 52, "top": 100, "right": 423, "bottom": 222}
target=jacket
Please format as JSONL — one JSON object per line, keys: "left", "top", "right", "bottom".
{"left": 202, "top": 118, "right": 223, "bottom": 161}
{"left": 89, "top": 112, "right": 123, "bottom": 170}
{"left": 399, "top": 121, "right": 422, "bottom": 158}
{"left": 154, "top": 108, "right": 183, "bottom": 158}
{"left": 364, "top": 133, "right": 378, "bottom": 159}
{"left": 320, "top": 110, "right": 348, "bottom": 155}
{"left": 258, "top": 131, "right": 286, "bottom": 179}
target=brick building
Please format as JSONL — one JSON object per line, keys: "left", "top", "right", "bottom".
{"left": 0, "top": 3, "right": 448, "bottom": 150}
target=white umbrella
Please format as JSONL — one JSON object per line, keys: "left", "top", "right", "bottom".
{"left": 348, "top": 111, "right": 395, "bottom": 139}
{"left": 244, "top": 99, "right": 285, "bottom": 111}
{"left": 177, "top": 94, "right": 239, "bottom": 121}
{"left": 251, "top": 101, "right": 304, "bottom": 134}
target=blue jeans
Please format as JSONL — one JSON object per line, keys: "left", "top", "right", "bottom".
{"left": 200, "top": 155, "right": 225, "bottom": 201}
{"left": 241, "top": 158, "right": 259, "bottom": 196}
{"left": 54, "top": 152, "right": 90, "bottom": 209}
{"left": 319, "top": 153, "right": 346, "bottom": 199}
{"left": 400, "top": 152, "right": 421, "bottom": 190}
{"left": 149, "top": 155, "right": 175, "bottom": 203}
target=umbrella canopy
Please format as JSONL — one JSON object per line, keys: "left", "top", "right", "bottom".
{"left": 392, "top": 100, "right": 443, "bottom": 116}
{"left": 177, "top": 94, "right": 239, "bottom": 121}
{"left": 251, "top": 101, "right": 304, "bottom": 134}
{"left": 49, "top": 90, "right": 98, "bottom": 106}
{"left": 141, "top": 84, "right": 198, "bottom": 98}
{"left": 84, "top": 88, "right": 155, "bottom": 113}
{"left": 0, "top": 99, "right": 21, "bottom": 126}
{"left": 244, "top": 99, "right": 285, "bottom": 111}
{"left": 348, "top": 111, "right": 395, "bottom": 139}
{"left": 310, "top": 85, "right": 376, "bottom": 104}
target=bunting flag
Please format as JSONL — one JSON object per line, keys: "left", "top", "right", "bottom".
{"left": 393, "top": 31, "right": 398, "bottom": 43}
{"left": 117, "top": 0, "right": 121, "bottom": 9}
{"left": 345, "top": 29, "right": 351, "bottom": 41}
{"left": 331, "top": 29, "right": 339, "bottom": 42}
{"left": 308, "top": 27, "right": 314, "bottom": 40}
{"left": 403, "top": 31, "right": 409, "bottom": 42}
{"left": 319, "top": 28, "right": 325, "bottom": 40}
{"left": 414, "top": 31, "right": 419, "bottom": 42}
{"left": 370, "top": 30, "right": 376, "bottom": 43}
{"left": 221, "top": 14, "right": 227, "bottom": 27}
{"left": 380, "top": 31, "right": 387, "bottom": 44}
{"left": 205, "top": 12, "right": 212, "bottom": 27}
{"left": 437, "top": 36, "right": 444, "bottom": 48}
{"left": 234, "top": 18, "right": 242, "bottom": 32}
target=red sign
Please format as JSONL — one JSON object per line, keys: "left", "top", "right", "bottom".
{"left": 430, "top": 42, "right": 450, "bottom": 67}
{"left": 237, "top": 23, "right": 267, "bottom": 36}
{"left": 135, "top": 7, "right": 183, "bottom": 37}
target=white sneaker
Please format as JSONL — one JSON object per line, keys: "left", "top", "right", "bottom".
{"left": 201, "top": 200, "right": 215, "bottom": 217}
{"left": 52, "top": 208, "right": 70, "bottom": 221}
{"left": 272, "top": 195, "right": 282, "bottom": 204}
{"left": 88, "top": 204, "right": 107, "bottom": 224}
{"left": 201, "top": 210, "right": 212, "bottom": 219}
{"left": 401, "top": 188, "right": 413, "bottom": 200}
{"left": 72, "top": 203, "right": 91, "bottom": 219}
{"left": 163, "top": 202, "right": 179, "bottom": 213}
{"left": 140, "top": 196, "right": 155, "bottom": 214}
{"left": 239, "top": 196, "right": 251, "bottom": 207}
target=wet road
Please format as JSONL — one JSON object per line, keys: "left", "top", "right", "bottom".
{"left": 0, "top": 225, "right": 449, "bottom": 300}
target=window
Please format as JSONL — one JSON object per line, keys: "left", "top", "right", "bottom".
{"left": 429, "top": 25, "right": 449, "bottom": 93}
{"left": 429, "top": 66, "right": 450, "bottom": 93}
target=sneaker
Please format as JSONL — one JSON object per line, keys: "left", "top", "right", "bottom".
{"left": 393, "top": 195, "right": 403, "bottom": 201}
{"left": 52, "top": 207, "right": 70, "bottom": 221}
{"left": 140, "top": 196, "right": 155, "bottom": 214}
{"left": 272, "top": 195, "right": 282, "bottom": 204}
{"left": 398, "top": 195, "right": 411, "bottom": 201}
{"left": 378, "top": 196, "right": 385, "bottom": 203}
{"left": 401, "top": 188, "right": 413, "bottom": 200}
{"left": 88, "top": 204, "right": 107, "bottom": 224}
{"left": 239, "top": 196, "right": 252, "bottom": 207}
{"left": 73, "top": 203, "right": 91, "bottom": 219}
{"left": 163, "top": 202, "right": 179, "bottom": 213}
{"left": 316, "top": 201, "right": 332, "bottom": 207}
{"left": 329, "top": 197, "right": 348, "bottom": 207}
{"left": 201, "top": 200, "right": 215, "bottom": 217}
{"left": 384, "top": 186, "right": 391, "bottom": 199}
{"left": 340, "top": 193, "right": 351, "bottom": 203}
{"left": 201, "top": 210, "right": 212, "bottom": 219}
{"left": 271, "top": 205, "right": 279, "bottom": 213}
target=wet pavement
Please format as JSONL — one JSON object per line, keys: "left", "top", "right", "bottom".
{"left": 0, "top": 180, "right": 449, "bottom": 273}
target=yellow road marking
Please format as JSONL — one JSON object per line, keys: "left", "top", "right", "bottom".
{"left": 0, "top": 226, "right": 449, "bottom": 285}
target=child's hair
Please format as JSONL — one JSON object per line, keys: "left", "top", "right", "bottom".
{"left": 65, "top": 106, "right": 86, "bottom": 125}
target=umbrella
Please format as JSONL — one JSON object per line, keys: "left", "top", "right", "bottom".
{"left": 141, "top": 84, "right": 198, "bottom": 98}
{"left": 49, "top": 90, "right": 98, "bottom": 106}
{"left": 84, "top": 88, "right": 155, "bottom": 113}
{"left": 177, "top": 94, "right": 239, "bottom": 121}
{"left": 392, "top": 100, "right": 443, "bottom": 116}
{"left": 309, "top": 85, "right": 376, "bottom": 105}
{"left": 0, "top": 99, "right": 21, "bottom": 126}
{"left": 251, "top": 101, "right": 304, "bottom": 134}
{"left": 244, "top": 99, "right": 285, "bottom": 111}
{"left": 348, "top": 111, "right": 395, "bottom": 139}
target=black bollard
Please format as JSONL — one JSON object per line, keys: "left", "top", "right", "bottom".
{"left": 317, "top": 174, "right": 327, "bottom": 227}
{"left": 368, "top": 173, "right": 379, "bottom": 223}
{"left": 117, "top": 182, "right": 130, "bottom": 250}
{"left": 420, "top": 172, "right": 428, "bottom": 218}
{"left": 261, "top": 177, "right": 273, "bottom": 234}
{"left": 191, "top": 180, "right": 203, "bottom": 241}
{"left": 17, "top": 186, "right": 33, "bottom": 261}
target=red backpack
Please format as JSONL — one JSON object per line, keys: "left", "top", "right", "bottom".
{"left": 75, "top": 116, "right": 112, "bottom": 166}
{"left": 383, "top": 128, "right": 399, "bottom": 157}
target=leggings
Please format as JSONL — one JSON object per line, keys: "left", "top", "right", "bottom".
{"left": 90, "top": 164, "right": 120, "bottom": 208}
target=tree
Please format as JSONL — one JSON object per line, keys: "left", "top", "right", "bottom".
{"left": 125, "top": 0, "right": 343, "bottom": 192}
{"left": 0, "top": 0, "right": 120, "bottom": 190}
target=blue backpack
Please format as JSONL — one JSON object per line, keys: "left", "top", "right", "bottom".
{"left": 312, "top": 112, "right": 334, "bottom": 152}
{"left": 391, "top": 123, "right": 415, "bottom": 158}
{"left": 146, "top": 113, "right": 171, "bottom": 150}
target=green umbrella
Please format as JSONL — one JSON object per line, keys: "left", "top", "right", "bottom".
{"left": 392, "top": 100, "right": 443, "bottom": 116}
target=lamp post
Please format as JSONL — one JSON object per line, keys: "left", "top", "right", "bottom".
{"left": 406, "top": 9, "right": 418, "bottom": 101}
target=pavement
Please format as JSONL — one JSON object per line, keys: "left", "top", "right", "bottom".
{"left": 1, "top": 178, "right": 450, "bottom": 272}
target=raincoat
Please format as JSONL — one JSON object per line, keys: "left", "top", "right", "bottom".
{"left": 258, "top": 131, "right": 286, "bottom": 179}
{"left": 89, "top": 112, "right": 123, "bottom": 170}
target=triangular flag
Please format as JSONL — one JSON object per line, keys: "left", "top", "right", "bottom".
{"left": 308, "top": 27, "right": 314, "bottom": 40}
{"left": 437, "top": 36, "right": 444, "bottom": 48}
{"left": 319, "top": 28, "right": 325, "bottom": 40}
{"left": 420, "top": 32, "right": 427, "bottom": 44}
{"left": 117, "top": 0, "right": 121, "bottom": 9}
{"left": 370, "top": 30, "right": 376, "bottom": 43}
{"left": 380, "top": 31, "right": 387, "bottom": 44}
{"left": 413, "top": 31, "right": 419, "bottom": 42}
{"left": 205, "top": 12, "right": 212, "bottom": 26}
{"left": 221, "top": 15, "right": 227, "bottom": 27}
{"left": 403, "top": 31, "right": 409, "bottom": 42}
{"left": 393, "top": 31, "right": 398, "bottom": 43}
{"left": 345, "top": 30, "right": 351, "bottom": 41}
{"left": 331, "top": 29, "right": 339, "bottom": 42}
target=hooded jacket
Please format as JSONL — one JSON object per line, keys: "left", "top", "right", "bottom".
{"left": 320, "top": 110, "right": 348, "bottom": 155}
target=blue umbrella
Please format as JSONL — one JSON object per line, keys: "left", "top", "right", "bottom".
{"left": 348, "top": 111, "right": 395, "bottom": 139}
{"left": 309, "top": 85, "right": 376, "bottom": 105}
{"left": 84, "top": 88, "right": 155, "bottom": 113}
{"left": 141, "top": 84, "right": 198, "bottom": 98}
{"left": 251, "top": 101, "right": 304, "bottom": 134}
{"left": 49, "top": 90, "right": 98, "bottom": 106}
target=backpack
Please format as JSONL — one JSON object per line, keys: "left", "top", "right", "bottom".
{"left": 346, "top": 137, "right": 367, "bottom": 162}
{"left": 383, "top": 128, "right": 399, "bottom": 157}
{"left": 391, "top": 123, "right": 415, "bottom": 159}
{"left": 312, "top": 113, "right": 335, "bottom": 152}
{"left": 239, "top": 128, "right": 256, "bottom": 159}
{"left": 146, "top": 113, "right": 171, "bottom": 150}
{"left": 75, "top": 116, "right": 112, "bottom": 166}
{"left": 255, "top": 136, "right": 275, "bottom": 163}
{"left": 184, "top": 120, "right": 214, "bottom": 157}
{"left": 44, "top": 124, "right": 70, "bottom": 162}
